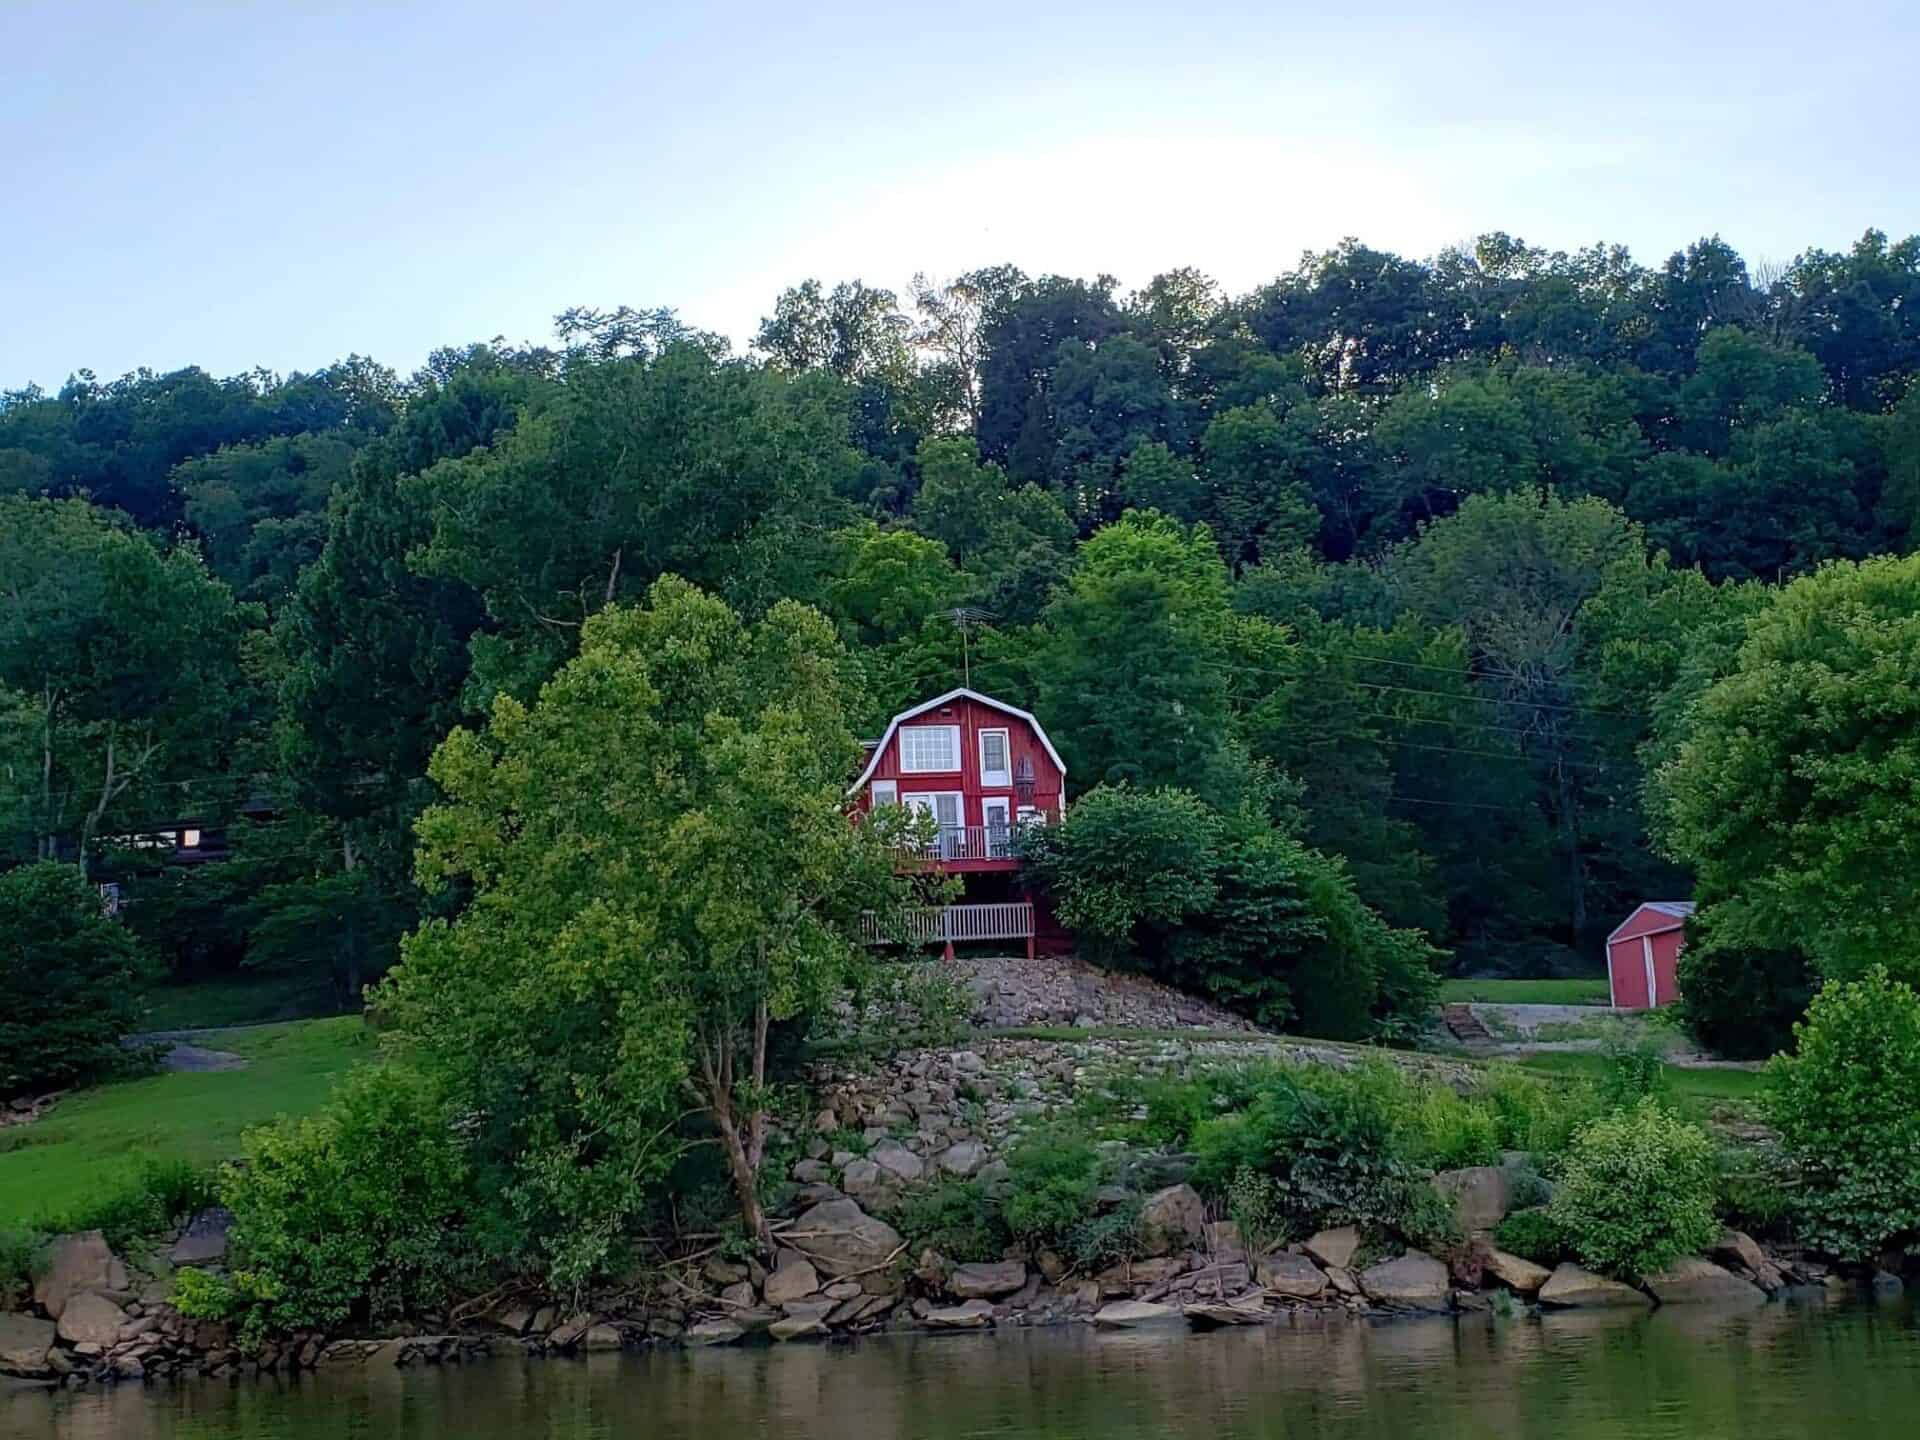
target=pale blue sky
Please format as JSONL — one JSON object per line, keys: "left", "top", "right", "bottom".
{"left": 4, "top": 0, "right": 1916, "bottom": 389}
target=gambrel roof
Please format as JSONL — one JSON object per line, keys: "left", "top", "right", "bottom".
{"left": 848, "top": 687, "right": 1067, "bottom": 795}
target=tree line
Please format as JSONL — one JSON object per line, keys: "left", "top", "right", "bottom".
{"left": 3, "top": 228, "right": 1919, "bottom": 1030}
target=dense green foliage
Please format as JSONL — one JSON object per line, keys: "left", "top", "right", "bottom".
{"left": 6, "top": 228, "right": 1916, "bottom": 1006}
{"left": 9, "top": 228, "right": 1920, "bottom": 1311}
{"left": 1657, "top": 555, "right": 1920, "bottom": 984}
{"left": 216, "top": 1065, "right": 477, "bottom": 1338}
{"left": 1548, "top": 1099, "right": 1720, "bottom": 1278}
{"left": 0, "top": 861, "right": 154, "bottom": 1095}
{"left": 369, "top": 580, "right": 931, "bottom": 1275}
{"left": 1765, "top": 969, "right": 1920, "bottom": 1259}
{"left": 1023, "top": 784, "right": 1440, "bottom": 1037}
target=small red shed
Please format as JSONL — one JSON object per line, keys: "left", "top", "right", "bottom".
{"left": 1606, "top": 901, "right": 1695, "bottom": 1009}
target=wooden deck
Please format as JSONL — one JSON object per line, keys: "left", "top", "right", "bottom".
{"left": 863, "top": 901, "right": 1035, "bottom": 956}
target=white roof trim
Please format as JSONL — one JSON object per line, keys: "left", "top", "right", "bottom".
{"left": 848, "top": 687, "right": 1066, "bottom": 796}
{"left": 1605, "top": 901, "right": 1696, "bottom": 946}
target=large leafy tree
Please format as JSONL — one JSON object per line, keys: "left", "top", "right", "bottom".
{"left": 408, "top": 342, "right": 860, "bottom": 698}
{"left": 0, "top": 495, "right": 248, "bottom": 871}
{"left": 1390, "top": 491, "right": 1646, "bottom": 939}
{"left": 1656, "top": 554, "right": 1920, "bottom": 982}
{"left": 378, "top": 579, "right": 929, "bottom": 1269}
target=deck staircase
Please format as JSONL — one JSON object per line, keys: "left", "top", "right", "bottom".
{"left": 1440, "top": 1003, "right": 1494, "bottom": 1048}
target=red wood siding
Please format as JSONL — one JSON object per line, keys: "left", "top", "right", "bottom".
{"left": 856, "top": 695, "right": 1064, "bottom": 825}
{"left": 1608, "top": 922, "right": 1686, "bottom": 1009}
{"left": 1610, "top": 905, "right": 1685, "bottom": 945}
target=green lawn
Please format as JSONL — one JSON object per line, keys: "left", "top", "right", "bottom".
{"left": 0, "top": 1017, "right": 370, "bottom": 1228}
{"left": 1440, "top": 977, "right": 1612, "bottom": 1006}
{"left": 1516, "top": 1050, "right": 1767, "bottom": 1112}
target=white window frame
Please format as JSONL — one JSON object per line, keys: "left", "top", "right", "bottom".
{"left": 870, "top": 780, "right": 898, "bottom": 807}
{"left": 899, "top": 724, "right": 961, "bottom": 774}
{"left": 978, "top": 728, "right": 1012, "bottom": 787}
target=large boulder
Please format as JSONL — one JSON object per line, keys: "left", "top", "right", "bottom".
{"left": 0, "top": 1314, "right": 56, "bottom": 1377}
{"left": 1537, "top": 1263, "right": 1652, "bottom": 1309}
{"left": 840, "top": 1159, "right": 890, "bottom": 1203}
{"left": 1302, "top": 1226, "right": 1360, "bottom": 1270}
{"left": 763, "top": 1259, "right": 820, "bottom": 1305}
{"left": 938, "top": 1140, "right": 989, "bottom": 1178}
{"left": 1358, "top": 1250, "right": 1451, "bottom": 1312}
{"left": 55, "top": 1291, "right": 127, "bottom": 1348}
{"left": 167, "top": 1208, "right": 234, "bottom": 1266}
{"left": 34, "top": 1231, "right": 124, "bottom": 1320}
{"left": 1644, "top": 1257, "right": 1766, "bottom": 1306}
{"left": 1432, "top": 1167, "right": 1511, "bottom": 1236}
{"left": 924, "top": 1299, "right": 995, "bottom": 1329}
{"left": 870, "top": 1141, "right": 925, "bottom": 1184}
{"left": 1257, "top": 1252, "right": 1328, "bottom": 1299}
{"left": 948, "top": 1261, "right": 1027, "bottom": 1300}
{"left": 1093, "top": 1299, "right": 1182, "bottom": 1328}
{"left": 787, "top": 1199, "right": 904, "bottom": 1278}
{"left": 1137, "top": 1184, "right": 1207, "bottom": 1257}
{"left": 1711, "top": 1230, "right": 1787, "bottom": 1293}
{"left": 1484, "top": 1249, "right": 1552, "bottom": 1294}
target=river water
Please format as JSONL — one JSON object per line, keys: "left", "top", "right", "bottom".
{"left": 9, "top": 1295, "right": 1918, "bottom": 1439}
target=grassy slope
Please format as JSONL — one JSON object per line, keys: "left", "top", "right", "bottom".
{"left": 1439, "top": 977, "right": 1612, "bottom": 1005}
{"left": 0, "top": 1018, "right": 370, "bottom": 1228}
{"left": 1517, "top": 1050, "right": 1766, "bottom": 1109}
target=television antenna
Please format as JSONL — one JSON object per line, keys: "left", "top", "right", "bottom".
{"left": 946, "top": 606, "right": 998, "bottom": 689}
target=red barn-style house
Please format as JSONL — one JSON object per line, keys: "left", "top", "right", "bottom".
{"left": 1606, "top": 900, "right": 1695, "bottom": 1009}
{"left": 849, "top": 687, "right": 1067, "bottom": 957}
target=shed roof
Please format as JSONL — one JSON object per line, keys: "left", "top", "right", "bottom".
{"left": 1606, "top": 900, "right": 1696, "bottom": 944}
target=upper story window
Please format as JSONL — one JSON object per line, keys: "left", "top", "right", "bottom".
{"left": 899, "top": 724, "right": 961, "bottom": 773}
{"left": 979, "top": 728, "right": 1011, "bottom": 786}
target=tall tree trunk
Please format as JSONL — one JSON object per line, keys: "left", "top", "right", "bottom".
{"left": 1556, "top": 759, "right": 1587, "bottom": 938}
{"left": 39, "top": 686, "right": 56, "bottom": 861}
{"left": 700, "top": 1002, "right": 775, "bottom": 1255}
{"left": 79, "top": 727, "right": 116, "bottom": 881}
{"left": 340, "top": 833, "right": 362, "bottom": 1002}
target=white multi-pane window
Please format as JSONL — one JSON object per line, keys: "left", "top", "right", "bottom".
{"left": 979, "top": 728, "right": 1011, "bottom": 786}
{"left": 899, "top": 724, "right": 960, "bottom": 773}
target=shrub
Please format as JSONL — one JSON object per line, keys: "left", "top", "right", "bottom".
{"left": 45, "top": 1159, "right": 218, "bottom": 1251}
{"left": 1025, "top": 786, "right": 1442, "bottom": 1040}
{"left": 1407, "top": 1086, "right": 1501, "bottom": 1170}
{"left": 0, "top": 861, "right": 155, "bottom": 1097}
{"left": 1191, "top": 1062, "right": 1426, "bottom": 1233}
{"left": 1493, "top": 1209, "right": 1567, "bottom": 1266}
{"left": 1000, "top": 1123, "right": 1106, "bottom": 1249}
{"left": 1064, "top": 1199, "right": 1145, "bottom": 1271}
{"left": 1478, "top": 1065, "right": 1598, "bottom": 1160}
{"left": 1225, "top": 1165, "right": 1289, "bottom": 1254}
{"left": 1548, "top": 1099, "right": 1719, "bottom": 1277}
{"left": 1765, "top": 967, "right": 1920, "bottom": 1259}
{"left": 171, "top": 1266, "right": 240, "bottom": 1321}
{"left": 0, "top": 1229, "right": 46, "bottom": 1310}
{"left": 1597, "top": 1029, "right": 1668, "bottom": 1109}
{"left": 221, "top": 1064, "right": 478, "bottom": 1338}
{"left": 1676, "top": 921, "right": 1813, "bottom": 1061}
{"left": 895, "top": 1180, "right": 1007, "bottom": 1263}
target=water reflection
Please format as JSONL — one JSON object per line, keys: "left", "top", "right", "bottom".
{"left": 11, "top": 1296, "right": 1920, "bottom": 1440}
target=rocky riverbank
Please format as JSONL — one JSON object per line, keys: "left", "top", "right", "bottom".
{"left": 0, "top": 959, "right": 1825, "bottom": 1393}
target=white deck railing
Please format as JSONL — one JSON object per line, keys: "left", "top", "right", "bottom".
{"left": 910, "top": 824, "right": 1018, "bottom": 862}
{"left": 862, "top": 901, "right": 1034, "bottom": 946}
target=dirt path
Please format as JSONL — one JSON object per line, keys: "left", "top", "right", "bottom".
{"left": 129, "top": 1030, "right": 250, "bottom": 1072}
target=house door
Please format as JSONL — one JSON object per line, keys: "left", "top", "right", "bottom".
{"left": 907, "top": 792, "right": 964, "bottom": 856}
{"left": 982, "top": 796, "right": 1012, "bottom": 857}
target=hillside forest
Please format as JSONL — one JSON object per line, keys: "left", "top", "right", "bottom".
{"left": 6, "top": 229, "right": 1920, "bottom": 1051}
